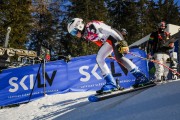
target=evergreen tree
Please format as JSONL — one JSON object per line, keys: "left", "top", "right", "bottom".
{"left": 0, "top": 0, "right": 32, "bottom": 48}
{"left": 1, "top": 0, "right": 179, "bottom": 59}
{"left": 28, "top": 0, "right": 59, "bottom": 56}
{"left": 51, "top": 0, "right": 71, "bottom": 58}
{"left": 105, "top": 0, "right": 180, "bottom": 44}
{"left": 105, "top": 0, "right": 141, "bottom": 44}
{"left": 135, "top": 0, "right": 156, "bottom": 39}
{"left": 156, "top": 0, "right": 180, "bottom": 25}
{"left": 65, "top": 0, "right": 108, "bottom": 56}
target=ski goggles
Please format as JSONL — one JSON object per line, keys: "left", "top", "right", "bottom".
{"left": 70, "top": 28, "right": 78, "bottom": 36}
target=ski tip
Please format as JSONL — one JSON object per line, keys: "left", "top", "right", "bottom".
{"left": 88, "top": 95, "right": 99, "bottom": 102}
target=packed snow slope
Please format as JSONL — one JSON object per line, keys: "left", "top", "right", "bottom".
{"left": 0, "top": 80, "right": 180, "bottom": 120}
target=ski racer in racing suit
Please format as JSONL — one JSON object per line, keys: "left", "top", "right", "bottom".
{"left": 67, "top": 18, "right": 150, "bottom": 93}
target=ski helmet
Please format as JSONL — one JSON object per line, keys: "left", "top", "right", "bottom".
{"left": 67, "top": 18, "right": 84, "bottom": 36}
{"left": 120, "top": 28, "right": 128, "bottom": 36}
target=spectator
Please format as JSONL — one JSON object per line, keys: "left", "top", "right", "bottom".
{"left": 147, "top": 21, "right": 174, "bottom": 82}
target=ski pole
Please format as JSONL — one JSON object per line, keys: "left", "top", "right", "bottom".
{"left": 128, "top": 52, "right": 180, "bottom": 76}
{"left": 108, "top": 56, "right": 127, "bottom": 70}
{"left": 108, "top": 56, "right": 128, "bottom": 75}
{"left": 28, "top": 61, "right": 42, "bottom": 103}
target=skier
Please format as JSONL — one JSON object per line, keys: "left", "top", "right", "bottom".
{"left": 67, "top": 18, "right": 150, "bottom": 93}
{"left": 147, "top": 21, "right": 175, "bottom": 82}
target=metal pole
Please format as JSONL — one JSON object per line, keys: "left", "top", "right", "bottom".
{"left": 43, "top": 59, "right": 46, "bottom": 96}
{"left": 4, "top": 27, "right": 11, "bottom": 48}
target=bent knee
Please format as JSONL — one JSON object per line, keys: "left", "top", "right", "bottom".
{"left": 96, "top": 56, "right": 104, "bottom": 64}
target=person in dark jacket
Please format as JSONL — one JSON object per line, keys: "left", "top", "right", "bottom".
{"left": 147, "top": 21, "right": 174, "bottom": 82}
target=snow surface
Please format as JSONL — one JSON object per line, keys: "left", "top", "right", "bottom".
{"left": 1, "top": 80, "right": 180, "bottom": 120}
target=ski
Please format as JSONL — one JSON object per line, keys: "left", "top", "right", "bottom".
{"left": 88, "top": 83, "right": 156, "bottom": 102}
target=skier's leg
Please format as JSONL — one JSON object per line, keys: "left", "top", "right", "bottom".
{"left": 96, "top": 74, "right": 118, "bottom": 93}
{"left": 111, "top": 39, "right": 150, "bottom": 87}
{"left": 163, "top": 54, "right": 170, "bottom": 81}
{"left": 130, "top": 67, "right": 150, "bottom": 87}
{"left": 96, "top": 42, "right": 113, "bottom": 76}
{"left": 119, "top": 57, "right": 150, "bottom": 87}
{"left": 96, "top": 42, "right": 118, "bottom": 93}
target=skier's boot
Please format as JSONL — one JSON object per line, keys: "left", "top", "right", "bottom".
{"left": 96, "top": 74, "right": 118, "bottom": 94}
{"left": 130, "top": 68, "right": 153, "bottom": 88}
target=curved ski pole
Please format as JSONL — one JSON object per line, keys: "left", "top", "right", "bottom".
{"left": 128, "top": 52, "right": 180, "bottom": 76}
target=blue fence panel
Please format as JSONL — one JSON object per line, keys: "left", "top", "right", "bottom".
{"left": 0, "top": 48, "right": 148, "bottom": 106}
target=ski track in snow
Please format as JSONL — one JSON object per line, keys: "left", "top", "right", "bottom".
{"left": 0, "top": 79, "right": 180, "bottom": 120}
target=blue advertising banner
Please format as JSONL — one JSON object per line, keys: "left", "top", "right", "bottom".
{"left": 0, "top": 48, "right": 148, "bottom": 106}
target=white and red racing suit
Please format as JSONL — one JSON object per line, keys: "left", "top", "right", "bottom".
{"left": 83, "top": 21, "right": 136, "bottom": 76}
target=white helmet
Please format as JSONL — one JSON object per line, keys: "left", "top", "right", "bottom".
{"left": 67, "top": 18, "right": 85, "bottom": 36}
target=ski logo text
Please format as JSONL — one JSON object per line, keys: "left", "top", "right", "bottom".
{"left": 8, "top": 70, "right": 57, "bottom": 93}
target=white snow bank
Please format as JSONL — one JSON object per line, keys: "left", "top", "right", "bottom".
{"left": 1, "top": 80, "right": 180, "bottom": 120}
